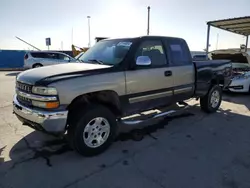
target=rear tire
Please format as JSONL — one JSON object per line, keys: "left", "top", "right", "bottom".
{"left": 200, "top": 85, "right": 222, "bottom": 113}
{"left": 33, "top": 64, "right": 43, "bottom": 68}
{"left": 68, "top": 104, "right": 117, "bottom": 157}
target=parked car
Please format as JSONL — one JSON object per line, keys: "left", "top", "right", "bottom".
{"left": 209, "top": 49, "right": 250, "bottom": 93}
{"left": 24, "top": 51, "right": 77, "bottom": 69}
{"left": 13, "top": 36, "right": 232, "bottom": 156}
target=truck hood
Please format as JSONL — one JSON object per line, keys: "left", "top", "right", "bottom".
{"left": 17, "top": 63, "right": 112, "bottom": 85}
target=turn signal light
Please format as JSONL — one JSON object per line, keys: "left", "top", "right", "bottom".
{"left": 46, "top": 102, "right": 60, "bottom": 109}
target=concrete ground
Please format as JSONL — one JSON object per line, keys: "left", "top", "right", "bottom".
{"left": 1, "top": 71, "right": 250, "bottom": 188}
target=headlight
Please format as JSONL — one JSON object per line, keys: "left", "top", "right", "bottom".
{"left": 32, "top": 87, "right": 57, "bottom": 95}
{"left": 32, "top": 101, "right": 59, "bottom": 109}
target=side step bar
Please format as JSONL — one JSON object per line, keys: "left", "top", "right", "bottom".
{"left": 118, "top": 103, "right": 190, "bottom": 133}
{"left": 121, "top": 110, "right": 176, "bottom": 125}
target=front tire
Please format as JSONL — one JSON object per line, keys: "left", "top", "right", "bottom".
{"left": 200, "top": 85, "right": 222, "bottom": 113}
{"left": 68, "top": 104, "right": 117, "bottom": 157}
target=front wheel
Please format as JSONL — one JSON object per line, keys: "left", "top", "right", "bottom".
{"left": 68, "top": 104, "right": 117, "bottom": 157}
{"left": 200, "top": 85, "right": 222, "bottom": 113}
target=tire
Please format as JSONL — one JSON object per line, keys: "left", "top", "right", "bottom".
{"left": 200, "top": 85, "right": 222, "bottom": 113}
{"left": 68, "top": 104, "right": 117, "bottom": 157}
{"left": 33, "top": 64, "right": 43, "bottom": 68}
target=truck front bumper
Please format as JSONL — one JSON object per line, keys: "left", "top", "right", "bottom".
{"left": 13, "top": 95, "right": 68, "bottom": 134}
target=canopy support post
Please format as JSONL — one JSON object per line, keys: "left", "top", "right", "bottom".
{"left": 206, "top": 24, "right": 211, "bottom": 59}
{"left": 246, "top": 35, "right": 249, "bottom": 51}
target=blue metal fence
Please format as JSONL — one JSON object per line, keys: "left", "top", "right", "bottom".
{"left": 0, "top": 50, "right": 27, "bottom": 68}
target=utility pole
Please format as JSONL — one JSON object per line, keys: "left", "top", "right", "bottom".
{"left": 147, "top": 6, "right": 150, "bottom": 35}
{"left": 87, "top": 16, "right": 91, "bottom": 47}
{"left": 71, "top": 27, "right": 74, "bottom": 44}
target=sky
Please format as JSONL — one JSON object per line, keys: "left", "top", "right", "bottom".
{"left": 0, "top": 0, "right": 249, "bottom": 51}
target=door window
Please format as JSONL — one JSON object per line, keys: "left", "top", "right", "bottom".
{"left": 135, "top": 40, "right": 167, "bottom": 67}
{"left": 46, "top": 53, "right": 58, "bottom": 59}
{"left": 58, "top": 54, "right": 70, "bottom": 61}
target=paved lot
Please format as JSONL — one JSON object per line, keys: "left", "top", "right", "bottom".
{"left": 1, "top": 71, "right": 250, "bottom": 188}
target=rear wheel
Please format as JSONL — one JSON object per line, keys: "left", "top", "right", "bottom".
{"left": 200, "top": 85, "right": 222, "bottom": 113}
{"left": 68, "top": 104, "right": 117, "bottom": 157}
{"left": 33, "top": 64, "right": 43, "bottom": 68}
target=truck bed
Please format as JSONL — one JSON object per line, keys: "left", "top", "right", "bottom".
{"left": 193, "top": 60, "right": 232, "bottom": 96}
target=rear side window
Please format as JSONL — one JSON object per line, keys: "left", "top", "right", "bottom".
{"left": 30, "top": 52, "right": 48, "bottom": 58}
{"left": 30, "top": 52, "right": 59, "bottom": 59}
{"left": 164, "top": 39, "right": 192, "bottom": 66}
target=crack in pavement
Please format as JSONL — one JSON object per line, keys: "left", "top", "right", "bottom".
{"left": 10, "top": 138, "right": 72, "bottom": 169}
{"left": 1, "top": 117, "right": 71, "bottom": 169}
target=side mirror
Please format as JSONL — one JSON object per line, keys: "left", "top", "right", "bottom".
{"left": 136, "top": 56, "right": 151, "bottom": 66}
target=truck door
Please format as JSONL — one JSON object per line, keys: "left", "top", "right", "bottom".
{"left": 125, "top": 39, "right": 174, "bottom": 112}
{"left": 162, "top": 38, "right": 195, "bottom": 101}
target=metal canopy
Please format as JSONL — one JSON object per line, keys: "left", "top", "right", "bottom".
{"left": 205, "top": 16, "right": 250, "bottom": 58}
{"left": 208, "top": 16, "right": 250, "bottom": 36}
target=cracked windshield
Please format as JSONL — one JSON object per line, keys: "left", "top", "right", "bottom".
{"left": 1, "top": 0, "right": 250, "bottom": 188}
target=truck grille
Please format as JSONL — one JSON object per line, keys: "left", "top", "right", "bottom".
{"left": 16, "top": 81, "right": 32, "bottom": 93}
{"left": 17, "top": 95, "right": 32, "bottom": 106}
{"left": 16, "top": 81, "right": 33, "bottom": 106}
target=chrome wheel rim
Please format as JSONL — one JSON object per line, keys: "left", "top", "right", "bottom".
{"left": 83, "top": 117, "right": 110, "bottom": 148}
{"left": 210, "top": 90, "right": 220, "bottom": 108}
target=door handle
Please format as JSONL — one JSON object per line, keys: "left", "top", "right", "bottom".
{"left": 164, "top": 71, "right": 172, "bottom": 77}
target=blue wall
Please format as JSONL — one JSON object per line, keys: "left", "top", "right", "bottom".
{"left": 0, "top": 50, "right": 27, "bottom": 68}
{"left": 0, "top": 50, "right": 74, "bottom": 69}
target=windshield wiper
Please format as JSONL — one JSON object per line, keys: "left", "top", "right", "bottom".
{"left": 87, "top": 59, "right": 104, "bottom": 64}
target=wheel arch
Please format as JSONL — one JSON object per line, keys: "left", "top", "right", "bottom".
{"left": 66, "top": 90, "right": 122, "bottom": 125}
{"left": 32, "top": 63, "right": 43, "bottom": 68}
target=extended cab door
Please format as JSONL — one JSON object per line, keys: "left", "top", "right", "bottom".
{"left": 162, "top": 38, "right": 195, "bottom": 101}
{"left": 125, "top": 38, "right": 174, "bottom": 112}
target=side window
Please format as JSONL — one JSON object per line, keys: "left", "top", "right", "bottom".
{"left": 46, "top": 53, "right": 58, "bottom": 59}
{"left": 58, "top": 54, "right": 70, "bottom": 61}
{"left": 30, "top": 52, "right": 47, "bottom": 58}
{"left": 164, "top": 39, "right": 192, "bottom": 66}
{"left": 135, "top": 40, "right": 167, "bottom": 67}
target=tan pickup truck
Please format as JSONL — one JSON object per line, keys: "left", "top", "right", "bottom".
{"left": 13, "top": 36, "right": 232, "bottom": 156}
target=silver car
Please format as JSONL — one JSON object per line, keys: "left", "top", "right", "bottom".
{"left": 24, "top": 51, "right": 77, "bottom": 69}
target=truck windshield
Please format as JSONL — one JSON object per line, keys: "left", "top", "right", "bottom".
{"left": 78, "top": 39, "right": 132, "bottom": 65}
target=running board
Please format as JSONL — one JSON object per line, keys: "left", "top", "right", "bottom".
{"left": 120, "top": 110, "right": 176, "bottom": 125}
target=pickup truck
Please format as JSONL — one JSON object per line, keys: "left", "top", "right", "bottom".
{"left": 13, "top": 36, "right": 232, "bottom": 156}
